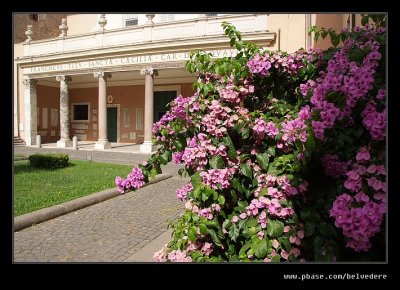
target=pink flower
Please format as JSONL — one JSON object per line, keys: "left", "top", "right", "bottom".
{"left": 272, "top": 239, "right": 279, "bottom": 249}
{"left": 281, "top": 250, "right": 289, "bottom": 260}
{"left": 356, "top": 147, "right": 371, "bottom": 162}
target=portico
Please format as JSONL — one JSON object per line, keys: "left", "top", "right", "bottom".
{"left": 15, "top": 14, "right": 276, "bottom": 152}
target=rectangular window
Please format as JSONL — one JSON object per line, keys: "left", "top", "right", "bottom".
{"left": 73, "top": 104, "right": 89, "bottom": 121}
{"left": 125, "top": 18, "right": 138, "bottom": 27}
{"left": 159, "top": 14, "right": 175, "bottom": 22}
{"left": 29, "top": 14, "right": 38, "bottom": 22}
{"left": 123, "top": 14, "right": 138, "bottom": 27}
{"left": 205, "top": 13, "right": 218, "bottom": 17}
{"left": 124, "top": 108, "right": 131, "bottom": 128}
{"left": 136, "top": 108, "right": 144, "bottom": 130}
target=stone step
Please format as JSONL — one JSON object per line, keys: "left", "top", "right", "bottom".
{"left": 14, "top": 137, "right": 25, "bottom": 147}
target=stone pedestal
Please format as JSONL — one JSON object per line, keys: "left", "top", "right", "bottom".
{"left": 72, "top": 136, "right": 78, "bottom": 150}
{"left": 139, "top": 141, "right": 154, "bottom": 153}
{"left": 94, "top": 140, "right": 111, "bottom": 150}
{"left": 36, "top": 135, "right": 41, "bottom": 148}
{"left": 57, "top": 139, "right": 72, "bottom": 148}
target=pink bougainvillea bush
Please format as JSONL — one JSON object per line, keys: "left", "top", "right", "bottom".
{"left": 116, "top": 16, "right": 386, "bottom": 262}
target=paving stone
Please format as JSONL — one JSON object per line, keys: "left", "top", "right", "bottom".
{"left": 14, "top": 160, "right": 188, "bottom": 262}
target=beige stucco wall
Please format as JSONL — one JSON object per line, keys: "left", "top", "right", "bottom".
{"left": 67, "top": 14, "right": 98, "bottom": 36}
{"left": 268, "top": 14, "right": 307, "bottom": 52}
{"left": 312, "top": 14, "right": 344, "bottom": 50}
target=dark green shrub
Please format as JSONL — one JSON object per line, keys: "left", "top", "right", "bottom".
{"left": 29, "top": 153, "right": 69, "bottom": 169}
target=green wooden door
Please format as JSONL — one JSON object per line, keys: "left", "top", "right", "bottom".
{"left": 107, "top": 107, "right": 117, "bottom": 142}
{"left": 154, "top": 91, "right": 177, "bottom": 122}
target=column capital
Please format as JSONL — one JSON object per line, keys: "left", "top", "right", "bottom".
{"left": 140, "top": 66, "right": 158, "bottom": 76}
{"left": 93, "top": 72, "right": 112, "bottom": 79}
{"left": 56, "top": 75, "right": 72, "bottom": 83}
{"left": 23, "top": 78, "right": 38, "bottom": 88}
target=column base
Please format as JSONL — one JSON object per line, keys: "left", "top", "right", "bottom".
{"left": 140, "top": 141, "right": 154, "bottom": 153}
{"left": 57, "top": 139, "right": 72, "bottom": 148}
{"left": 95, "top": 140, "right": 111, "bottom": 150}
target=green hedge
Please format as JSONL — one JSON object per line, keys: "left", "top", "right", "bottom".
{"left": 29, "top": 153, "right": 69, "bottom": 169}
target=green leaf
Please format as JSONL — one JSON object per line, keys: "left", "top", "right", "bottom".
{"left": 188, "top": 226, "right": 197, "bottom": 242}
{"left": 230, "top": 38, "right": 235, "bottom": 47}
{"left": 331, "top": 36, "right": 340, "bottom": 47}
{"left": 313, "top": 235, "right": 324, "bottom": 251}
{"left": 271, "top": 254, "right": 281, "bottom": 262}
{"left": 304, "top": 221, "right": 316, "bottom": 237}
{"left": 278, "top": 236, "right": 292, "bottom": 251}
{"left": 149, "top": 168, "right": 157, "bottom": 180}
{"left": 159, "top": 150, "right": 172, "bottom": 165}
{"left": 240, "top": 163, "right": 253, "bottom": 179}
{"left": 208, "top": 228, "right": 223, "bottom": 246}
{"left": 223, "top": 135, "right": 237, "bottom": 159}
{"left": 222, "top": 219, "right": 231, "bottom": 229}
{"left": 301, "top": 208, "right": 313, "bottom": 222}
{"left": 267, "top": 146, "right": 276, "bottom": 157}
{"left": 218, "top": 195, "right": 225, "bottom": 205}
{"left": 305, "top": 130, "right": 315, "bottom": 152}
{"left": 318, "top": 222, "right": 332, "bottom": 238}
{"left": 210, "top": 155, "right": 225, "bottom": 169}
{"left": 266, "top": 220, "right": 284, "bottom": 238}
{"left": 230, "top": 189, "right": 238, "bottom": 203}
{"left": 241, "top": 127, "right": 250, "bottom": 139}
{"left": 256, "top": 153, "right": 269, "bottom": 171}
{"left": 229, "top": 224, "right": 240, "bottom": 242}
{"left": 314, "top": 32, "right": 320, "bottom": 42}
{"left": 353, "top": 126, "right": 363, "bottom": 138}
{"left": 236, "top": 40, "right": 243, "bottom": 50}
{"left": 306, "top": 63, "right": 314, "bottom": 73}
{"left": 239, "top": 243, "right": 251, "bottom": 259}
{"left": 259, "top": 187, "right": 267, "bottom": 197}
{"left": 321, "top": 30, "right": 328, "bottom": 39}
{"left": 245, "top": 218, "right": 258, "bottom": 228}
{"left": 254, "top": 239, "right": 268, "bottom": 259}
{"left": 173, "top": 140, "right": 183, "bottom": 151}
{"left": 199, "top": 223, "right": 208, "bottom": 235}
{"left": 193, "top": 184, "right": 202, "bottom": 199}
{"left": 361, "top": 15, "right": 369, "bottom": 26}
{"left": 191, "top": 171, "right": 202, "bottom": 186}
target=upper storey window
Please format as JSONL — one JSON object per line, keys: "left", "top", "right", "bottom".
{"left": 124, "top": 14, "right": 138, "bottom": 27}
{"left": 29, "top": 14, "right": 38, "bottom": 22}
{"left": 158, "top": 14, "right": 175, "bottom": 22}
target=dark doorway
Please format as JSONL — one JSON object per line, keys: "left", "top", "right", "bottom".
{"left": 154, "top": 91, "right": 177, "bottom": 122}
{"left": 107, "top": 107, "right": 118, "bottom": 142}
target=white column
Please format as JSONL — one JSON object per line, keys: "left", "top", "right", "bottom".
{"left": 23, "top": 77, "right": 38, "bottom": 146}
{"left": 140, "top": 67, "right": 157, "bottom": 153}
{"left": 94, "top": 72, "right": 112, "bottom": 150}
{"left": 56, "top": 75, "right": 72, "bottom": 148}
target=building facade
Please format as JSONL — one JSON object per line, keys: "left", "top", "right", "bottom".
{"left": 13, "top": 13, "right": 361, "bottom": 152}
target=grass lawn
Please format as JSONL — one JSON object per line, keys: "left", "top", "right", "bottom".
{"left": 14, "top": 160, "right": 134, "bottom": 216}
